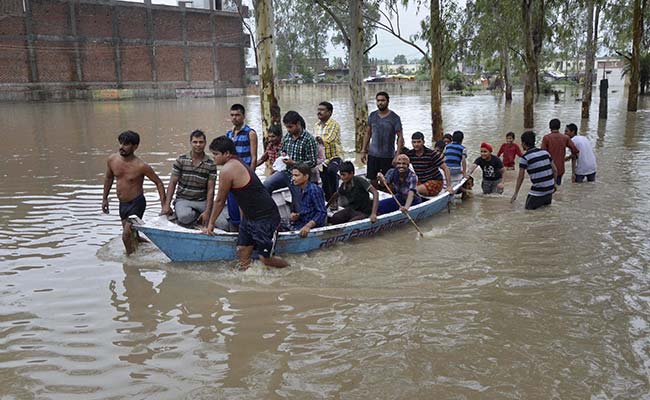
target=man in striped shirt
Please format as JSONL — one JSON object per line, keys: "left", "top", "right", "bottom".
{"left": 511, "top": 131, "right": 558, "bottom": 210}
{"left": 444, "top": 130, "right": 467, "bottom": 186}
{"left": 405, "top": 131, "right": 453, "bottom": 196}
{"left": 161, "top": 130, "right": 217, "bottom": 226}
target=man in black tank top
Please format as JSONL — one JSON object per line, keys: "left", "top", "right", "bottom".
{"left": 204, "top": 136, "right": 289, "bottom": 270}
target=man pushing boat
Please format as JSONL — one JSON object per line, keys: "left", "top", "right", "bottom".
{"left": 102, "top": 130, "right": 166, "bottom": 255}
{"left": 204, "top": 136, "right": 289, "bottom": 270}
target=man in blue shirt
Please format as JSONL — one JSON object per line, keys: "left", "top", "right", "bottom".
{"left": 445, "top": 130, "right": 467, "bottom": 186}
{"left": 289, "top": 163, "right": 327, "bottom": 238}
{"left": 226, "top": 104, "right": 258, "bottom": 230}
{"left": 264, "top": 111, "right": 318, "bottom": 212}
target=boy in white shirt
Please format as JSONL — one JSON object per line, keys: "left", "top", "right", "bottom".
{"left": 565, "top": 123, "right": 597, "bottom": 182}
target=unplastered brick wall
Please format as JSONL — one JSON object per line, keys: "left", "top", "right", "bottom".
{"left": 0, "top": 0, "right": 246, "bottom": 88}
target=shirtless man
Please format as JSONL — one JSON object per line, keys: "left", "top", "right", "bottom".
{"left": 102, "top": 130, "right": 166, "bottom": 255}
{"left": 204, "top": 136, "right": 289, "bottom": 270}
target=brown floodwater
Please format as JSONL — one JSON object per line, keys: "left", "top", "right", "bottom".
{"left": 1, "top": 86, "right": 650, "bottom": 399}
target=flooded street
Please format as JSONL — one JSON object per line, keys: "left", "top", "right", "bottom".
{"left": 1, "top": 86, "right": 650, "bottom": 398}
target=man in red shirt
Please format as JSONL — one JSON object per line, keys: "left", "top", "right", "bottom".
{"left": 541, "top": 118, "right": 579, "bottom": 185}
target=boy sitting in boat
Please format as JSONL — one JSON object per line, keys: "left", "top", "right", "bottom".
{"left": 289, "top": 163, "right": 328, "bottom": 238}
{"left": 376, "top": 154, "right": 421, "bottom": 214}
{"left": 328, "top": 161, "right": 378, "bottom": 224}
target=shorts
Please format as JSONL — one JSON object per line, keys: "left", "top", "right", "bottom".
{"left": 525, "top": 193, "right": 552, "bottom": 210}
{"left": 481, "top": 179, "right": 503, "bottom": 195}
{"left": 418, "top": 179, "right": 443, "bottom": 196}
{"left": 366, "top": 155, "right": 394, "bottom": 180}
{"left": 575, "top": 172, "right": 596, "bottom": 182}
{"left": 119, "top": 194, "right": 146, "bottom": 220}
{"left": 237, "top": 214, "right": 280, "bottom": 259}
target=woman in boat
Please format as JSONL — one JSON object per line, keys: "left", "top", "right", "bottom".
{"left": 290, "top": 163, "right": 327, "bottom": 237}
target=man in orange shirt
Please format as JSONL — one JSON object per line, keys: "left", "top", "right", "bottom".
{"left": 541, "top": 118, "right": 579, "bottom": 186}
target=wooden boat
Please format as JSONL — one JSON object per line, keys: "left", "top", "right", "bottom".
{"left": 131, "top": 178, "right": 466, "bottom": 262}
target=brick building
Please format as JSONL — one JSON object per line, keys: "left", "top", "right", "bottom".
{"left": 0, "top": 0, "right": 248, "bottom": 101}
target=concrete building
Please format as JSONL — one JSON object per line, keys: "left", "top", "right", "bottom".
{"left": 305, "top": 58, "right": 329, "bottom": 74}
{"left": 544, "top": 57, "right": 625, "bottom": 87}
{"left": 595, "top": 57, "right": 626, "bottom": 87}
{"left": 377, "top": 64, "right": 419, "bottom": 75}
{"left": 0, "top": 0, "right": 249, "bottom": 102}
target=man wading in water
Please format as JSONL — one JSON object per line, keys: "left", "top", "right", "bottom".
{"left": 204, "top": 136, "right": 289, "bottom": 270}
{"left": 102, "top": 130, "right": 166, "bottom": 255}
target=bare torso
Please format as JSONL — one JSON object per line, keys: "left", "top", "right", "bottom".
{"left": 108, "top": 154, "right": 147, "bottom": 202}
{"left": 224, "top": 158, "right": 251, "bottom": 189}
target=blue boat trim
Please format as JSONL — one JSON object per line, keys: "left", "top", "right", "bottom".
{"left": 132, "top": 179, "right": 466, "bottom": 262}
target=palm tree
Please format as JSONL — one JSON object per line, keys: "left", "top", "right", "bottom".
{"left": 620, "top": 51, "right": 650, "bottom": 95}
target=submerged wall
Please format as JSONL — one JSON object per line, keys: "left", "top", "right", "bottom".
{"left": 0, "top": 0, "right": 248, "bottom": 102}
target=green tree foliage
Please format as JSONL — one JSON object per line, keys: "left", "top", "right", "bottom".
{"left": 316, "top": 0, "right": 380, "bottom": 69}
{"left": 621, "top": 51, "right": 650, "bottom": 94}
{"left": 547, "top": 1, "right": 587, "bottom": 75}
{"left": 598, "top": 0, "right": 650, "bottom": 55}
{"left": 464, "top": 0, "right": 523, "bottom": 99}
{"left": 445, "top": 70, "right": 465, "bottom": 90}
{"left": 601, "top": 0, "right": 634, "bottom": 52}
{"left": 393, "top": 54, "right": 408, "bottom": 64}
{"left": 274, "top": 0, "right": 329, "bottom": 79}
{"left": 403, "top": 0, "right": 466, "bottom": 74}
{"left": 332, "top": 56, "right": 345, "bottom": 68}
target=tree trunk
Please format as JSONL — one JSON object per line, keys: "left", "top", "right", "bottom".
{"left": 522, "top": 0, "right": 536, "bottom": 128}
{"left": 521, "top": 0, "right": 544, "bottom": 128}
{"left": 254, "top": 0, "right": 278, "bottom": 135}
{"left": 628, "top": 0, "right": 643, "bottom": 111}
{"left": 349, "top": 0, "right": 368, "bottom": 152}
{"left": 501, "top": 46, "right": 513, "bottom": 102}
{"left": 430, "top": 0, "right": 443, "bottom": 141}
{"left": 581, "top": 0, "right": 596, "bottom": 119}
{"left": 641, "top": 78, "right": 647, "bottom": 95}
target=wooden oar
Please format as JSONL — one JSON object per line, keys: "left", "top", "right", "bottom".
{"left": 269, "top": 223, "right": 280, "bottom": 257}
{"left": 380, "top": 176, "right": 424, "bottom": 237}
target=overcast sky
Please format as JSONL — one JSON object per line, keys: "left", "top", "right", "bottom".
{"left": 122, "top": 0, "right": 428, "bottom": 65}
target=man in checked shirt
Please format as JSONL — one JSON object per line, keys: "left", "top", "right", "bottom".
{"left": 314, "top": 101, "right": 343, "bottom": 209}
{"left": 263, "top": 111, "right": 318, "bottom": 212}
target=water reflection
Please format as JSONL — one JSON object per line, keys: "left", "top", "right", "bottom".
{"left": 108, "top": 264, "right": 298, "bottom": 391}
